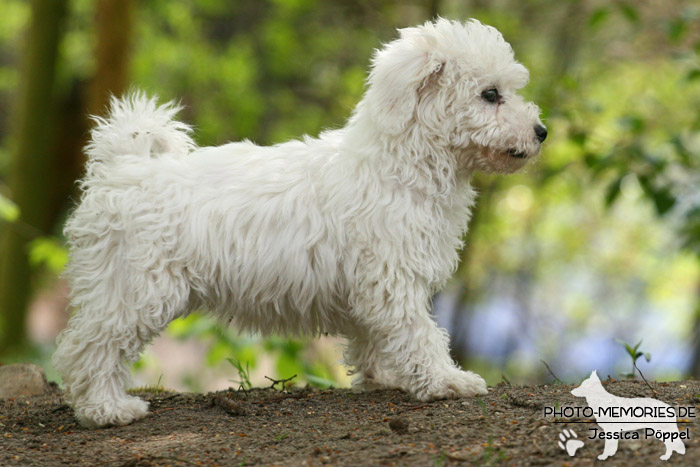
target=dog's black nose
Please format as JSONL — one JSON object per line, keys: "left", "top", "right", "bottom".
{"left": 534, "top": 125, "right": 547, "bottom": 143}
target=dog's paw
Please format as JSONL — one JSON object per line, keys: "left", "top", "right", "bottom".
{"left": 414, "top": 369, "right": 488, "bottom": 401}
{"left": 76, "top": 395, "right": 149, "bottom": 428}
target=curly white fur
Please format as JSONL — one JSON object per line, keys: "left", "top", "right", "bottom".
{"left": 53, "top": 18, "right": 545, "bottom": 428}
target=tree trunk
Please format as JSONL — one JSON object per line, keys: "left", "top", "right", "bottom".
{"left": 48, "top": 0, "right": 135, "bottom": 234}
{"left": 0, "top": 0, "right": 68, "bottom": 353}
{"left": 426, "top": 0, "right": 441, "bottom": 19}
{"left": 88, "top": 0, "right": 134, "bottom": 115}
{"left": 0, "top": 0, "right": 134, "bottom": 354}
{"left": 686, "top": 280, "right": 700, "bottom": 377}
{"left": 48, "top": 0, "right": 135, "bottom": 228}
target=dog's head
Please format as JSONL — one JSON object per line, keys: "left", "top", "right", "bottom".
{"left": 363, "top": 18, "right": 545, "bottom": 174}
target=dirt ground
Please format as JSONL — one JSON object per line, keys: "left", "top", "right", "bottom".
{"left": 2, "top": 378, "right": 700, "bottom": 466}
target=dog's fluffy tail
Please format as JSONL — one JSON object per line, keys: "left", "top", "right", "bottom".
{"left": 85, "top": 91, "right": 196, "bottom": 164}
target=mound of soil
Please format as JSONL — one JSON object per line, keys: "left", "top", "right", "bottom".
{"left": 2, "top": 379, "right": 699, "bottom": 465}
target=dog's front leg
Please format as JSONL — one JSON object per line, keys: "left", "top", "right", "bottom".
{"left": 348, "top": 282, "right": 487, "bottom": 401}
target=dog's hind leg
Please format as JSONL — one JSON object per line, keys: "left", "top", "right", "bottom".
{"left": 53, "top": 245, "right": 189, "bottom": 427}
{"left": 53, "top": 316, "right": 151, "bottom": 428}
{"left": 53, "top": 293, "right": 187, "bottom": 427}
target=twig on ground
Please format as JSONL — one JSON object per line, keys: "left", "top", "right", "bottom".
{"left": 634, "top": 360, "right": 658, "bottom": 398}
{"left": 501, "top": 373, "right": 511, "bottom": 386}
{"left": 121, "top": 455, "right": 198, "bottom": 466}
{"left": 259, "top": 392, "right": 308, "bottom": 404}
{"left": 540, "top": 359, "right": 562, "bottom": 384}
{"left": 265, "top": 374, "right": 297, "bottom": 391}
{"left": 397, "top": 404, "right": 429, "bottom": 414}
{"left": 210, "top": 395, "right": 248, "bottom": 416}
{"left": 159, "top": 394, "right": 180, "bottom": 402}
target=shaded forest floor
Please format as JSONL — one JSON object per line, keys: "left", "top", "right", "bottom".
{"left": 2, "top": 379, "right": 700, "bottom": 466}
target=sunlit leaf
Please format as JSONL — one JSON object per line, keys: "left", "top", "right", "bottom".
{"left": 0, "top": 194, "right": 20, "bottom": 222}
{"left": 276, "top": 352, "right": 304, "bottom": 382}
{"left": 28, "top": 237, "right": 68, "bottom": 273}
{"left": 304, "top": 374, "right": 335, "bottom": 388}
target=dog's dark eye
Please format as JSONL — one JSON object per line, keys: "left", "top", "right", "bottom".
{"left": 481, "top": 88, "right": 500, "bottom": 103}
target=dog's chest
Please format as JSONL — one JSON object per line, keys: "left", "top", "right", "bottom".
{"left": 348, "top": 180, "right": 475, "bottom": 290}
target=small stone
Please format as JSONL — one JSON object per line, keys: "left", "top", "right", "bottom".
{"left": 0, "top": 363, "right": 50, "bottom": 398}
{"left": 389, "top": 416, "right": 410, "bottom": 434}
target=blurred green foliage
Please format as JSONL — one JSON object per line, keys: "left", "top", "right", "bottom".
{"left": 158, "top": 313, "right": 339, "bottom": 389}
{"left": 0, "top": 194, "right": 20, "bottom": 222}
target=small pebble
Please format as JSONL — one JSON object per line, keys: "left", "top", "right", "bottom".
{"left": 389, "top": 417, "right": 410, "bottom": 434}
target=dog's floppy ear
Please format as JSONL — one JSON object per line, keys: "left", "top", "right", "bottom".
{"left": 364, "top": 28, "right": 445, "bottom": 135}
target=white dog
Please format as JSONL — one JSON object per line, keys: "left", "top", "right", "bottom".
{"left": 53, "top": 18, "right": 546, "bottom": 428}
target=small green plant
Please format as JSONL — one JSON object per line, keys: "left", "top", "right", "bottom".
{"left": 476, "top": 397, "right": 489, "bottom": 417}
{"left": 433, "top": 450, "right": 447, "bottom": 467}
{"left": 480, "top": 436, "right": 507, "bottom": 465}
{"left": 127, "top": 374, "right": 166, "bottom": 394}
{"left": 274, "top": 432, "right": 289, "bottom": 442}
{"left": 616, "top": 339, "right": 651, "bottom": 379}
{"left": 227, "top": 358, "right": 252, "bottom": 390}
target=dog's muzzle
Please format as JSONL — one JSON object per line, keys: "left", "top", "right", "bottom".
{"left": 507, "top": 148, "right": 528, "bottom": 159}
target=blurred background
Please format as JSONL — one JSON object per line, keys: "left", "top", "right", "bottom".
{"left": 1, "top": 0, "right": 700, "bottom": 392}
